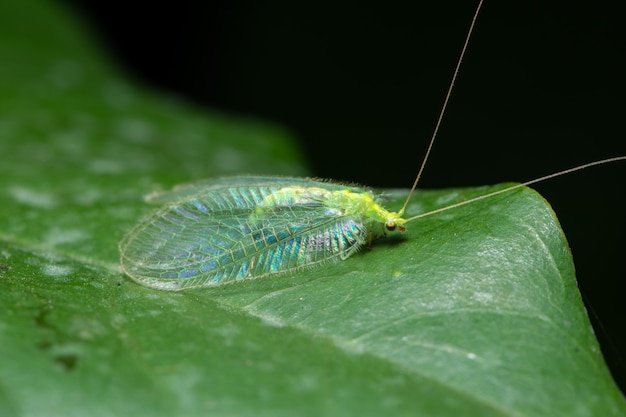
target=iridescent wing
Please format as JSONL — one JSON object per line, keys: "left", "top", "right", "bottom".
{"left": 120, "top": 178, "right": 371, "bottom": 290}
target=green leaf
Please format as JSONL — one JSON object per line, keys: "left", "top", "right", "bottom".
{"left": 0, "top": 0, "right": 624, "bottom": 416}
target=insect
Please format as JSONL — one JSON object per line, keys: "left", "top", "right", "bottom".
{"left": 119, "top": 176, "right": 409, "bottom": 290}
{"left": 119, "top": 1, "right": 624, "bottom": 290}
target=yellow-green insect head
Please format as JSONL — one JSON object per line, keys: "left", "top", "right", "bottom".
{"left": 363, "top": 200, "right": 407, "bottom": 233}
{"left": 384, "top": 212, "right": 407, "bottom": 232}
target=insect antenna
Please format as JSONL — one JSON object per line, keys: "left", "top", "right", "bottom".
{"left": 400, "top": 0, "right": 484, "bottom": 216}
{"left": 404, "top": 156, "right": 626, "bottom": 223}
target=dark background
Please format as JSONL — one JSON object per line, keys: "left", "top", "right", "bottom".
{"left": 61, "top": 0, "right": 626, "bottom": 391}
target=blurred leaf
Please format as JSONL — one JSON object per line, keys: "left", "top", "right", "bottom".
{"left": 0, "top": 0, "right": 624, "bottom": 416}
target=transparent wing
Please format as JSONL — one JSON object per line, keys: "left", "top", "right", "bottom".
{"left": 120, "top": 182, "right": 370, "bottom": 290}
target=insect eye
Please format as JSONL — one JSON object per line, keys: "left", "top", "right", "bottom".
{"left": 386, "top": 222, "right": 397, "bottom": 232}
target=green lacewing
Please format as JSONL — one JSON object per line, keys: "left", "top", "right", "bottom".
{"left": 119, "top": 1, "right": 625, "bottom": 290}
{"left": 119, "top": 176, "right": 408, "bottom": 290}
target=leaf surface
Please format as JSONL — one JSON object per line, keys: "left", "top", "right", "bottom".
{"left": 0, "top": 0, "right": 624, "bottom": 416}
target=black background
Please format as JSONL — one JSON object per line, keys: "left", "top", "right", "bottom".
{"left": 61, "top": 0, "right": 626, "bottom": 392}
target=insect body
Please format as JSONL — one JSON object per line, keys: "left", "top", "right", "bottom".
{"left": 119, "top": 176, "right": 407, "bottom": 290}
